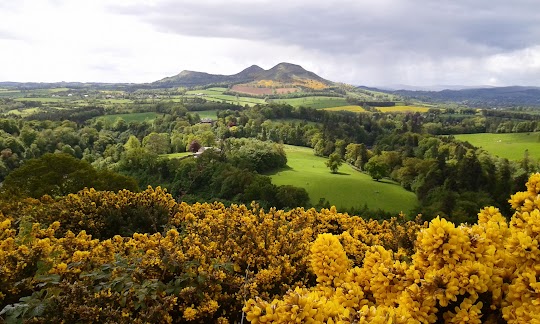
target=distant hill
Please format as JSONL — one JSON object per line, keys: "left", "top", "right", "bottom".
{"left": 153, "top": 62, "right": 333, "bottom": 88}
{"left": 360, "top": 86, "right": 540, "bottom": 107}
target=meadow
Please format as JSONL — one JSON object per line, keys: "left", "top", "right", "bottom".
{"left": 269, "top": 145, "right": 418, "bottom": 214}
{"left": 162, "top": 152, "right": 193, "bottom": 159}
{"left": 273, "top": 96, "right": 349, "bottom": 109}
{"left": 193, "top": 109, "right": 218, "bottom": 119}
{"left": 454, "top": 132, "right": 540, "bottom": 161}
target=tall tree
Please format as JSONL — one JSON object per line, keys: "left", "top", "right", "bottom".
{"left": 325, "top": 153, "right": 342, "bottom": 174}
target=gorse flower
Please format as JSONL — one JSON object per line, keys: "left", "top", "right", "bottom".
{"left": 3, "top": 174, "right": 540, "bottom": 322}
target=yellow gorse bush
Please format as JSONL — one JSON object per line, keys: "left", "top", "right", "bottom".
{"left": 0, "top": 189, "right": 423, "bottom": 322}
{"left": 3, "top": 174, "right": 540, "bottom": 322}
{"left": 243, "top": 174, "right": 540, "bottom": 324}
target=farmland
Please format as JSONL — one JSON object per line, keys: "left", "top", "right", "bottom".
{"left": 194, "top": 110, "right": 218, "bottom": 119}
{"left": 375, "top": 105, "right": 431, "bottom": 113}
{"left": 454, "top": 132, "right": 540, "bottom": 161}
{"left": 323, "top": 105, "right": 366, "bottom": 112}
{"left": 272, "top": 96, "right": 349, "bottom": 109}
{"left": 231, "top": 84, "right": 298, "bottom": 95}
{"left": 185, "top": 87, "right": 267, "bottom": 106}
{"left": 269, "top": 145, "right": 418, "bottom": 214}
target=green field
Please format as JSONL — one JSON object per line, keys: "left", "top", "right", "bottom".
{"left": 162, "top": 152, "right": 193, "bottom": 159}
{"left": 14, "top": 97, "right": 70, "bottom": 102}
{"left": 185, "top": 88, "right": 350, "bottom": 109}
{"left": 273, "top": 97, "right": 349, "bottom": 109}
{"left": 185, "top": 88, "right": 266, "bottom": 106}
{"left": 99, "top": 112, "right": 161, "bottom": 123}
{"left": 269, "top": 145, "right": 418, "bottom": 214}
{"left": 193, "top": 110, "right": 218, "bottom": 119}
{"left": 5, "top": 107, "right": 43, "bottom": 116}
{"left": 454, "top": 132, "right": 540, "bottom": 161}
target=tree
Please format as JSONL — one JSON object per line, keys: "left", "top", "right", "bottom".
{"left": 325, "top": 153, "right": 342, "bottom": 174}
{"left": 275, "top": 185, "right": 310, "bottom": 209}
{"left": 189, "top": 140, "right": 202, "bottom": 153}
{"left": 124, "top": 135, "right": 142, "bottom": 151}
{"left": 142, "top": 132, "right": 170, "bottom": 155}
{"left": 364, "top": 156, "right": 390, "bottom": 181}
{"left": 1, "top": 153, "right": 138, "bottom": 198}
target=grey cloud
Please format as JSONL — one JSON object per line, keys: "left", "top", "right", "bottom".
{"left": 109, "top": 0, "right": 540, "bottom": 85}
{"left": 112, "top": 0, "right": 540, "bottom": 55}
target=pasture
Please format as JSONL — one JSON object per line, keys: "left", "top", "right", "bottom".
{"left": 273, "top": 96, "right": 349, "bottom": 109}
{"left": 231, "top": 84, "right": 298, "bottom": 95}
{"left": 162, "top": 152, "right": 193, "bottom": 159}
{"left": 454, "top": 132, "right": 540, "bottom": 161}
{"left": 269, "top": 145, "right": 418, "bottom": 214}
{"left": 193, "top": 110, "right": 218, "bottom": 119}
{"left": 185, "top": 88, "right": 267, "bottom": 106}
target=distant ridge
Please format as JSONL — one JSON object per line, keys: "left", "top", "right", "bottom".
{"left": 361, "top": 85, "right": 540, "bottom": 107}
{"left": 153, "top": 62, "right": 333, "bottom": 88}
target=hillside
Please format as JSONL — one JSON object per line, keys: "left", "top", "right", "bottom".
{"left": 362, "top": 85, "right": 540, "bottom": 107}
{"left": 153, "top": 62, "right": 333, "bottom": 88}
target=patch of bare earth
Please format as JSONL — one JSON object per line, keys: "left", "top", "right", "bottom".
{"left": 231, "top": 85, "right": 298, "bottom": 96}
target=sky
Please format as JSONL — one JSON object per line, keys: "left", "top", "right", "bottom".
{"left": 1, "top": 0, "right": 540, "bottom": 87}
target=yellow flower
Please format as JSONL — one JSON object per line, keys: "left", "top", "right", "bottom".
{"left": 183, "top": 307, "right": 198, "bottom": 321}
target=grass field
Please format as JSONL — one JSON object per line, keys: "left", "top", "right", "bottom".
{"left": 14, "top": 97, "right": 70, "bottom": 102}
{"left": 185, "top": 88, "right": 228, "bottom": 95}
{"left": 185, "top": 88, "right": 265, "bottom": 106}
{"left": 376, "top": 105, "right": 431, "bottom": 113}
{"left": 273, "top": 97, "right": 349, "bottom": 109}
{"left": 269, "top": 145, "right": 418, "bottom": 214}
{"left": 454, "top": 132, "right": 540, "bottom": 161}
{"left": 162, "top": 152, "right": 193, "bottom": 159}
{"left": 99, "top": 112, "right": 161, "bottom": 123}
{"left": 323, "top": 105, "right": 366, "bottom": 113}
{"left": 5, "top": 107, "right": 43, "bottom": 116}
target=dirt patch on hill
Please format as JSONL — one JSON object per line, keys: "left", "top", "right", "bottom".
{"left": 231, "top": 85, "right": 299, "bottom": 96}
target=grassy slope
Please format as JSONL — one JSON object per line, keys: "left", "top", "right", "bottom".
{"left": 273, "top": 97, "right": 349, "bottom": 109}
{"left": 454, "top": 132, "right": 540, "bottom": 161}
{"left": 269, "top": 145, "right": 418, "bottom": 214}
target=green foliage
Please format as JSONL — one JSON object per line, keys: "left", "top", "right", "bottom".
{"left": 142, "top": 132, "right": 170, "bottom": 154}
{"left": 224, "top": 138, "right": 287, "bottom": 173}
{"left": 325, "top": 152, "right": 342, "bottom": 173}
{"left": 364, "top": 156, "right": 390, "bottom": 181}
{"left": 1, "top": 153, "right": 138, "bottom": 198}
{"left": 276, "top": 185, "right": 310, "bottom": 209}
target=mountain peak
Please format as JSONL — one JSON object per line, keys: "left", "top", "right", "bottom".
{"left": 153, "top": 62, "right": 332, "bottom": 87}
{"left": 234, "top": 65, "right": 264, "bottom": 79}
{"left": 260, "top": 62, "right": 329, "bottom": 84}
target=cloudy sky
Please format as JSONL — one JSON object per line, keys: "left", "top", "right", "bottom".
{"left": 1, "top": 0, "right": 539, "bottom": 87}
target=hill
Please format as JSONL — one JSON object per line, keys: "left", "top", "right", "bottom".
{"left": 361, "top": 85, "right": 540, "bottom": 107}
{"left": 153, "top": 62, "right": 333, "bottom": 88}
